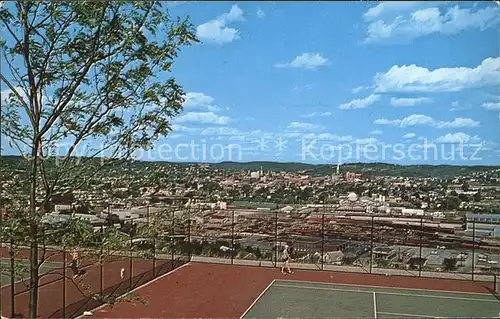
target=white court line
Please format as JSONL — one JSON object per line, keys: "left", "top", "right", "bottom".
{"left": 373, "top": 292, "right": 377, "bottom": 319}
{"left": 239, "top": 279, "right": 276, "bottom": 319}
{"left": 273, "top": 284, "right": 497, "bottom": 303}
{"left": 75, "top": 261, "right": 191, "bottom": 319}
{"left": 275, "top": 278, "right": 493, "bottom": 296}
{"left": 377, "top": 312, "right": 441, "bottom": 318}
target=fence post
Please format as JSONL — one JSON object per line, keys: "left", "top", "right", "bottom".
{"left": 231, "top": 210, "right": 234, "bottom": 265}
{"left": 419, "top": 217, "right": 423, "bottom": 277}
{"left": 100, "top": 225, "right": 103, "bottom": 297}
{"left": 129, "top": 229, "right": 133, "bottom": 290}
{"left": 152, "top": 213, "right": 156, "bottom": 276}
{"left": 62, "top": 247, "right": 66, "bottom": 319}
{"left": 0, "top": 205, "right": 3, "bottom": 318}
{"left": 187, "top": 218, "right": 191, "bottom": 261}
{"left": 472, "top": 220, "right": 476, "bottom": 281}
{"left": 494, "top": 274, "right": 498, "bottom": 293}
{"left": 274, "top": 210, "right": 278, "bottom": 268}
{"left": 370, "top": 216, "right": 374, "bottom": 274}
{"left": 171, "top": 210, "right": 175, "bottom": 262}
{"left": 10, "top": 237, "right": 15, "bottom": 318}
{"left": 321, "top": 213, "right": 325, "bottom": 271}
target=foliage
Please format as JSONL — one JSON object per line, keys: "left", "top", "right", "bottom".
{"left": 0, "top": 1, "right": 197, "bottom": 316}
{"left": 442, "top": 257, "right": 458, "bottom": 271}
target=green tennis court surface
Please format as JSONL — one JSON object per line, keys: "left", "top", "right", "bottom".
{"left": 0, "top": 258, "right": 64, "bottom": 286}
{"left": 242, "top": 280, "right": 500, "bottom": 318}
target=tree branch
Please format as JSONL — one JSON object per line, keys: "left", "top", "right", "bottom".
{"left": 0, "top": 74, "right": 35, "bottom": 128}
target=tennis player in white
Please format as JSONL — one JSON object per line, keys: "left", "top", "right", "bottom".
{"left": 280, "top": 244, "right": 293, "bottom": 274}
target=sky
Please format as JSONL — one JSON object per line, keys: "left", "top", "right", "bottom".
{"left": 1, "top": 1, "right": 500, "bottom": 166}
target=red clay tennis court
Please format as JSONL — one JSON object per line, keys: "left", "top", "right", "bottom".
{"left": 91, "top": 262, "right": 499, "bottom": 318}
{"left": 0, "top": 247, "right": 184, "bottom": 318}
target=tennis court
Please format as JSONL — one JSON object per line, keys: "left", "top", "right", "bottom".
{"left": 241, "top": 279, "right": 500, "bottom": 318}
{"left": 0, "top": 258, "right": 64, "bottom": 287}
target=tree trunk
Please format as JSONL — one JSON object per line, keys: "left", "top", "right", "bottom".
{"left": 29, "top": 142, "right": 39, "bottom": 319}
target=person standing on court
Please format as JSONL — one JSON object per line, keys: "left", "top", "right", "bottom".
{"left": 70, "top": 250, "right": 80, "bottom": 278}
{"left": 280, "top": 244, "right": 293, "bottom": 274}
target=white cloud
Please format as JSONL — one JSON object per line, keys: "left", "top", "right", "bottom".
{"left": 299, "top": 133, "right": 353, "bottom": 142}
{"left": 364, "top": 2, "right": 440, "bottom": 21}
{"left": 1, "top": 86, "right": 50, "bottom": 109}
{"left": 339, "top": 94, "right": 380, "bottom": 109}
{"left": 229, "top": 135, "right": 246, "bottom": 141}
{"left": 375, "top": 114, "right": 480, "bottom": 128}
{"left": 403, "top": 133, "right": 416, "bottom": 139}
{"left": 292, "top": 84, "right": 314, "bottom": 92}
{"left": 168, "top": 133, "right": 185, "bottom": 140}
{"left": 196, "top": 5, "right": 245, "bottom": 44}
{"left": 175, "top": 112, "right": 230, "bottom": 125}
{"left": 364, "top": 4, "right": 500, "bottom": 44}
{"left": 275, "top": 53, "right": 329, "bottom": 70}
{"left": 287, "top": 122, "right": 324, "bottom": 132}
{"left": 200, "top": 127, "right": 242, "bottom": 136}
{"left": 483, "top": 97, "right": 500, "bottom": 110}
{"left": 303, "top": 112, "right": 332, "bottom": 118}
{"left": 1, "top": 86, "right": 26, "bottom": 104}
{"left": 183, "top": 92, "right": 214, "bottom": 107}
{"left": 374, "top": 57, "right": 500, "bottom": 93}
{"left": 370, "top": 130, "right": 383, "bottom": 135}
{"left": 283, "top": 132, "right": 302, "bottom": 138}
{"left": 257, "top": 8, "right": 265, "bottom": 19}
{"left": 450, "top": 105, "right": 472, "bottom": 112}
{"left": 166, "top": 1, "right": 186, "bottom": 8}
{"left": 399, "top": 114, "right": 435, "bottom": 127}
{"left": 436, "top": 117, "right": 480, "bottom": 128}
{"left": 183, "top": 92, "right": 220, "bottom": 112}
{"left": 351, "top": 86, "right": 366, "bottom": 94}
{"left": 353, "top": 137, "right": 378, "bottom": 145}
{"left": 171, "top": 124, "right": 202, "bottom": 134}
{"left": 435, "top": 132, "right": 482, "bottom": 144}
{"left": 390, "top": 97, "right": 433, "bottom": 107}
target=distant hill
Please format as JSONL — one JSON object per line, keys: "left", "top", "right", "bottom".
{"left": 1, "top": 156, "right": 498, "bottom": 178}
{"left": 212, "top": 161, "right": 499, "bottom": 177}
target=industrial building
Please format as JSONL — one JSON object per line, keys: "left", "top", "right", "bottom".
{"left": 465, "top": 213, "right": 500, "bottom": 238}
